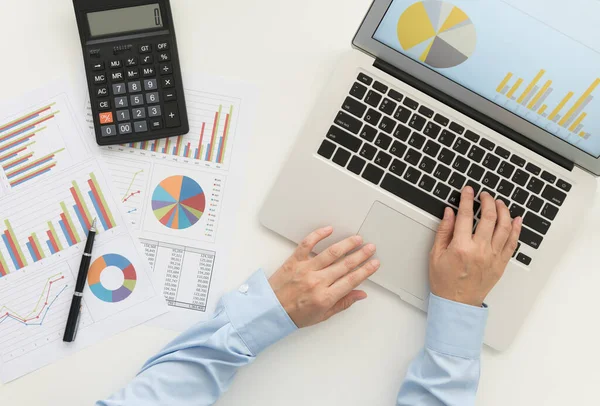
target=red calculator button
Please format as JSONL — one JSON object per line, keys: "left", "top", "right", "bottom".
{"left": 99, "top": 112, "right": 114, "bottom": 124}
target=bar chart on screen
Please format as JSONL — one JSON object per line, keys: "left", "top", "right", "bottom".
{"left": 0, "top": 92, "right": 86, "bottom": 191}
{"left": 0, "top": 264, "right": 92, "bottom": 362}
{"left": 106, "top": 88, "right": 241, "bottom": 170}
{"left": 0, "top": 166, "right": 117, "bottom": 277}
{"left": 495, "top": 69, "right": 599, "bottom": 142}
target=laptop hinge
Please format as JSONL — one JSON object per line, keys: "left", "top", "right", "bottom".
{"left": 373, "top": 58, "right": 575, "bottom": 172}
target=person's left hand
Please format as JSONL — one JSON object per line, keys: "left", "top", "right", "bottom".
{"left": 269, "top": 227, "right": 380, "bottom": 328}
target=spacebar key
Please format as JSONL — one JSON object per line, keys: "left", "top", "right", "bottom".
{"left": 381, "top": 174, "right": 447, "bottom": 219}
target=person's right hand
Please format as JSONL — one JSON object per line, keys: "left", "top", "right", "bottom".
{"left": 429, "top": 187, "right": 522, "bottom": 307}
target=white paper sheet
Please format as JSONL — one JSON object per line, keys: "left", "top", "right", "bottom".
{"left": 0, "top": 83, "right": 168, "bottom": 383}
{"left": 85, "top": 73, "right": 257, "bottom": 330}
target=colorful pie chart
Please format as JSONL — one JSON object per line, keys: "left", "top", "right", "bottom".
{"left": 397, "top": 1, "right": 476, "bottom": 69}
{"left": 151, "top": 175, "right": 206, "bottom": 230}
{"left": 88, "top": 254, "right": 137, "bottom": 303}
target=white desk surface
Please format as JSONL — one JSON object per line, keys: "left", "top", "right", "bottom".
{"left": 1, "top": 1, "right": 600, "bottom": 405}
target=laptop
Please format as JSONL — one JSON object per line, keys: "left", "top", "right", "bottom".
{"left": 260, "top": 0, "right": 598, "bottom": 350}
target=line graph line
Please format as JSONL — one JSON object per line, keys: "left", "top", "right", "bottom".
{"left": 121, "top": 169, "right": 144, "bottom": 202}
{"left": 0, "top": 274, "right": 67, "bottom": 326}
{"left": 122, "top": 190, "right": 141, "bottom": 203}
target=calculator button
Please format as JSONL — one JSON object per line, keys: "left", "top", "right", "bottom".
{"left": 164, "top": 102, "right": 181, "bottom": 128}
{"left": 92, "top": 62, "right": 105, "bottom": 71}
{"left": 128, "top": 81, "right": 142, "bottom": 93}
{"left": 98, "top": 100, "right": 111, "bottom": 111}
{"left": 115, "top": 96, "right": 129, "bottom": 108}
{"left": 142, "top": 67, "right": 156, "bottom": 77}
{"left": 118, "top": 123, "right": 133, "bottom": 135}
{"left": 101, "top": 125, "right": 117, "bottom": 137}
{"left": 99, "top": 112, "right": 114, "bottom": 124}
{"left": 148, "top": 105, "right": 162, "bottom": 117}
{"left": 126, "top": 68, "right": 140, "bottom": 80}
{"left": 146, "top": 92, "right": 160, "bottom": 104}
{"left": 109, "top": 60, "right": 122, "bottom": 69}
{"left": 141, "top": 55, "right": 154, "bottom": 65}
{"left": 150, "top": 118, "right": 163, "bottom": 130}
{"left": 111, "top": 71, "right": 125, "bottom": 81}
{"left": 116, "top": 110, "right": 130, "bottom": 122}
{"left": 132, "top": 107, "right": 146, "bottom": 119}
{"left": 144, "top": 79, "right": 158, "bottom": 91}
{"left": 164, "top": 90, "right": 177, "bottom": 101}
{"left": 93, "top": 73, "right": 106, "bottom": 84}
{"left": 125, "top": 57, "right": 138, "bottom": 67}
{"left": 96, "top": 86, "right": 109, "bottom": 97}
{"left": 112, "top": 83, "right": 126, "bottom": 95}
{"left": 156, "top": 42, "right": 169, "bottom": 51}
{"left": 139, "top": 44, "right": 152, "bottom": 53}
{"left": 160, "top": 63, "right": 172, "bottom": 75}
{"left": 161, "top": 76, "right": 174, "bottom": 88}
{"left": 158, "top": 52, "right": 171, "bottom": 62}
{"left": 134, "top": 121, "right": 148, "bottom": 133}
{"left": 130, "top": 94, "right": 144, "bottom": 106}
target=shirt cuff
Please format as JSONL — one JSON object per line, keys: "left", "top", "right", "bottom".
{"left": 222, "top": 269, "right": 298, "bottom": 356}
{"left": 425, "top": 293, "right": 488, "bottom": 359}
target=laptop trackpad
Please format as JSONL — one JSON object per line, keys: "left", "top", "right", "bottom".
{"left": 358, "top": 201, "right": 435, "bottom": 300}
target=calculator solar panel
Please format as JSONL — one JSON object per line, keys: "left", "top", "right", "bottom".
{"left": 73, "top": 0, "right": 189, "bottom": 145}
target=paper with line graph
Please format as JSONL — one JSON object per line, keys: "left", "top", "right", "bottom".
{"left": 84, "top": 73, "right": 256, "bottom": 330}
{"left": 0, "top": 83, "right": 167, "bottom": 382}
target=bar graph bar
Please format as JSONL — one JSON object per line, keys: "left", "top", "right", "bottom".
{"left": 517, "top": 69, "right": 545, "bottom": 104}
{"left": 506, "top": 79, "right": 523, "bottom": 99}
{"left": 528, "top": 80, "right": 552, "bottom": 110}
{"left": 0, "top": 251, "right": 8, "bottom": 276}
{"left": 0, "top": 102, "right": 66, "bottom": 188}
{"left": 496, "top": 70, "right": 599, "bottom": 139}
{"left": 496, "top": 73, "right": 513, "bottom": 93}
{"left": 0, "top": 173, "right": 117, "bottom": 277}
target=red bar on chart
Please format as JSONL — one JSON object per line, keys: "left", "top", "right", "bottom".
{"left": 196, "top": 122, "right": 205, "bottom": 159}
{"left": 208, "top": 110, "right": 220, "bottom": 161}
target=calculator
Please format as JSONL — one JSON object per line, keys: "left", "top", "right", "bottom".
{"left": 73, "top": 0, "right": 189, "bottom": 146}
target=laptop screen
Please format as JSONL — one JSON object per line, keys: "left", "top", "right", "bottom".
{"left": 373, "top": 0, "right": 600, "bottom": 158}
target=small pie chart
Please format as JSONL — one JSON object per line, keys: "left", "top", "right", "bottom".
{"left": 88, "top": 254, "right": 136, "bottom": 303}
{"left": 397, "top": 1, "right": 476, "bottom": 69}
{"left": 151, "top": 175, "right": 206, "bottom": 230}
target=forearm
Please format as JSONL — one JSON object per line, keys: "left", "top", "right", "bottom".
{"left": 396, "top": 294, "right": 488, "bottom": 406}
{"left": 97, "top": 270, "right": 297, "bottom": 406}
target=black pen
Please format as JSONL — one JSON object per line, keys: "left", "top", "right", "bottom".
{"left": 63, "top": 218, "right": 97, "bottom": 342}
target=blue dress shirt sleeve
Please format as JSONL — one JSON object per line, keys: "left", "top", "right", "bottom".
{"left": 96, "top": 270, "right": 297, "bottom": 406}
{"left": 97, "top": 272, "right": 488, "bottom": 406}
{"left": 396, "top": 293, "right": 488, "bottom": 406}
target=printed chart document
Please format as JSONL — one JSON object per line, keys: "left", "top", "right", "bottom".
{"left": 0, "top": 83, "right": 167, "bottom": 383}
{"left": 85, "top": 74, "right": 256, "bottom": 330}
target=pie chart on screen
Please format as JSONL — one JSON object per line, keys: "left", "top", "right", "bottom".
{"left": 397, "top": 1, "right": 476, "bottom": 69}
{"left": 151, "top": 175, "right": 206, "bottom": 230}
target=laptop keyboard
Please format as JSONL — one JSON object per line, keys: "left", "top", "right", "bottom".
{"left": 317, "top": 72, "right": 573, "bottom": 267}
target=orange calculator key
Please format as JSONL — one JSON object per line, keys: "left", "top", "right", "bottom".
{"left": 99, "top": 112, "right": 113, "bottom": 124}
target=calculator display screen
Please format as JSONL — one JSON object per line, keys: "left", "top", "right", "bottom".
{"left": 87, "top": 4, "right": 163, "bottom": 37}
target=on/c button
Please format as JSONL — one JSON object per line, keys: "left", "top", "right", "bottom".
{"left": 99, "top": 112, "right": 114, "bottom": 124}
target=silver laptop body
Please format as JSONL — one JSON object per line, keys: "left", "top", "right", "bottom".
{"left": 260, "top": 0, "right": 598, "bottom": 350}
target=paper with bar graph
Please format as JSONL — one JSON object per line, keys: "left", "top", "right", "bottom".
{"left": 0, "top": 83, "right": 167, "bottom": 382}
{"left": 85, "top": 73, "right": 256, "bottom": 330}
{"left": 0, "top": 86, "right": 89, "bottom": 194}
